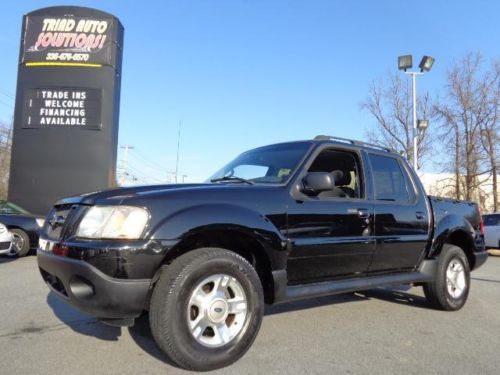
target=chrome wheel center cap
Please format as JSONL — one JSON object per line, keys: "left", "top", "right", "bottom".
{"left": 208, "top": 299, "right": 228, "bottom": 323}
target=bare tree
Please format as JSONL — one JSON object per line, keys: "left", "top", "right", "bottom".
{"left": 360, "top": 72, "right": 433, "bottom": 168}
{"left": 477, "top": 60, "right": 500, "bottom": 211}
{"left": 0, "top": 121, "right": 12, "bottom": 200}
{"left": 434, "top": 53, "right": 499, "bottom": 211}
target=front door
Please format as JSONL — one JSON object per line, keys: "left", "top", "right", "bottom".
{"left": 286, "top": 147, "right": 375, "bottom": 284}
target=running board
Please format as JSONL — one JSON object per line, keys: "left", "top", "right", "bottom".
{"left": 273, "top": 259, "right": 437, "bottom": 304}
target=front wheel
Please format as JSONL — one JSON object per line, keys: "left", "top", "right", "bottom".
{"left": 8, "top": 229, "right": 31, "bottom": 257}
{"left": 149, "top": 248, "right": 264, "bottom": 371}
{"left": 423, "top": 244, "right": 470, "bottom": 311}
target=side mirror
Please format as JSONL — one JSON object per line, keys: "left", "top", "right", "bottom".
{"left": 302, "top": 172, "right": 334, "bottom": 195}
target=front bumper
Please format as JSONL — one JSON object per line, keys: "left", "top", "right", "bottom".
{"left": 0, "top": 235, "right": 13, "bottom": 255}
{"left": 37, "top": 250, "right": 151, "bottom": 320}
{"left": 0, "top": 243, "right": 12, "bottom": 255}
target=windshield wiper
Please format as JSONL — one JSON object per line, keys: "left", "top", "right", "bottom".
{"left": 210, "top": 176, "right": 255, "bottom": 185}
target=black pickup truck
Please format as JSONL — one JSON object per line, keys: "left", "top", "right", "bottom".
{"left": 37, "top": 136, "right": 488, "bottom": 371}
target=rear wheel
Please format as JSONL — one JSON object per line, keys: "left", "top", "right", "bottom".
{"left": 149, "top": 248, "right": 264, "bottom": 371}
{"left": 8, "top": 229, "right": 31, "bottom": 257}
{"left": 423, "top": 244, "right": 470, "bottom": 311}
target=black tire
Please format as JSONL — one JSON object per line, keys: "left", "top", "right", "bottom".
{"left": 9, "top": 229, "right": 31, "bottom": 257}
{"left": 423, "top": 244, "right": 470, "bottom": 311}
{"left": 149, "top": 248, "right": 264, "bottom": 371}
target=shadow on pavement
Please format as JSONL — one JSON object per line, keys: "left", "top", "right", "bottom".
{"left": 46, "top": 284, "right": 429, "bottom": 366}
{"left": 355, "top": 287, "right": 429, "bottom": 309}
{"left": 128, "top": 314, "right": 181, "bottom": 368}
{"left": 0, "top": 255, "right": 18, "bottom": 264}
{"left": 265, "top": 292, "right": 367, "bottom": 316}
{"left": 46, "top": 291, "right": 122, "bottom": 341}
{"left": 265, "top": 285, "right": 429, "bottom": 315}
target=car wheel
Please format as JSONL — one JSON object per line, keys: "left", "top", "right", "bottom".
{"left": 423, "top": 244, "right": 470, "bottom": 311}
{"left": 149, "top": 247, "right": 264, "bottom": 371}
{"left": 9, "top": 229, "right": 31, "bottom": 257}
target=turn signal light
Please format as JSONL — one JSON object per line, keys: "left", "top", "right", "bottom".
{"left": 53, "top": 244, "right": 69, "bottom": 257}
{"left": 478, "top": 207, "right": 484, "bottom": 235}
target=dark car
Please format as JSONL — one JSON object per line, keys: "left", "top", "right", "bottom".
{"left": 37, "top": 136, "right": 488, "bottom": 371}
{"left": 0, "top": 200, "right": 45, "bottom": 257}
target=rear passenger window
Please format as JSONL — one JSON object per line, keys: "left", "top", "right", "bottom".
{"left": 369, "top": 155, "right": 410, "bottom": 202}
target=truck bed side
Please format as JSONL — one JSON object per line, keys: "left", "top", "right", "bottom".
{"left": 427, "top": 195, "right": 485, "bottom": 268}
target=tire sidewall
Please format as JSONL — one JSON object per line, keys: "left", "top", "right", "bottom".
{"left": 153, "top": 250, "right": 264, "bottom": 370}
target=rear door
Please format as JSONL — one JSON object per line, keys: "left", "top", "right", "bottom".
{"left": 366, "top": 153, "right": 430, "bottom": 272}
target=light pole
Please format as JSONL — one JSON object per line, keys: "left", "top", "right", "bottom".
{"left": 398, "top": 55, "right": 435, "bottom": 170}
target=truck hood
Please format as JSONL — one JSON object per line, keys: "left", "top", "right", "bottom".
{"left": 54, "top": 183, "right": 263, "bottom": 206}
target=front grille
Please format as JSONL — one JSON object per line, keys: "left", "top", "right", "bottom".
{"left": 0, "top": 241, "right": 10, "bottom": 250}
{"left": 45, "top": 204, "right": 83, "bottom": 240}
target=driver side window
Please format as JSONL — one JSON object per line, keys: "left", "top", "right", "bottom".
{"left": 308, "top": 149, "right": 363, "bottom": 199}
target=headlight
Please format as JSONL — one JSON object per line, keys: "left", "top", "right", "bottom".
{"left": 36, "top": 218, "right": 45, "bottom": 228}
{"left": 76, "top": 206, "right": 149, "bottom": 239}
{"left": 0, "top": 223, "right": 6, "bottom": 235}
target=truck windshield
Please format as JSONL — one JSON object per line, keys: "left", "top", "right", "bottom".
{"left": 208, "top": 142, "right": 312, "bottom": 184}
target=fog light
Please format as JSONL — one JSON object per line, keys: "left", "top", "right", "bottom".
{"left": 69, "top": 276, "right": 95, "bottom": 299}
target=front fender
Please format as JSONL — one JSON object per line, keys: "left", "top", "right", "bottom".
{"left": 150, "top": 204, "right": 288, "bottom": 269}
{"left": 428, "top": 214, "right": 475, "bottom": 258}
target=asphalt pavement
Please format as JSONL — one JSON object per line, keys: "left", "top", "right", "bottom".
{"left": 0, "top": 254, "right": 499, "bottom": 375}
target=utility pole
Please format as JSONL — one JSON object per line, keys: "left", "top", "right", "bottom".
{"left": 119, "top": 145, "right": 134, "bottom": 186}
{"left": 175, "top": 120, "right": 181, "bottom": 183}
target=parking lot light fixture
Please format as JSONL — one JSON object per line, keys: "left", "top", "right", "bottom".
{"left": 419, "top": 56, "right": 435, "bottom": 72}
{"left": 417, "top": 119, "right": 429, "bottom": 130}
{"left": 398, "top": 55, "right": 413, "bottom": 71}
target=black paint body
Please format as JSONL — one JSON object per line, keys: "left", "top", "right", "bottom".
{"left": 8, "top": 6, "right": 123, "bottom": 215}
{"left": 37, "top": 139, "right": 488, "bottom": 321}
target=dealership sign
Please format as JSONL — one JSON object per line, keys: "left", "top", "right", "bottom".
{"left": 22, "top": 16, "right": 114, "bottom": 65}
{"left": 9, "top": 6, "right": 124, "bottom": 215}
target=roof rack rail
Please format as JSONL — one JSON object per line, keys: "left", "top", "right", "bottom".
{"left": 313, "top": 135, "right": 395, "bottom": 153}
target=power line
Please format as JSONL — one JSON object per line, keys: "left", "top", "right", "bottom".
{"left": 0, "top": 90, "right": 14, "bottom": 102}
{"left": 119, "top": 145, "right": 134, "bottom": 186}
{"left": 126, "top": 163, "right": 165, "bottom": 184}
{"left": 0, "top": 98, "right": 13, "bottom": 109}
{"left": 127, "top": 158, "right": 166, "bottom": 181}
{"left": 132, "top": 149, "right": 169, "bottom": 172}
{"left": 119, "top": 159, "right": 166, "bottom": 185}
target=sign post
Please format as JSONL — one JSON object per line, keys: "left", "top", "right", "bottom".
{"left": 8, "top": 6, "right": 124, "bottom": 215}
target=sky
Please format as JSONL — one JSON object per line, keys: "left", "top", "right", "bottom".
{"left": 0, "top": 0, "right": 499, "bottom": 183}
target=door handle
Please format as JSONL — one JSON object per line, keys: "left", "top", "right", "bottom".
{"left": 416, "top": 211, "right": 425, "bottom": 220}
{"left": 358, "top": 209, "right": 369, "bottom": 219}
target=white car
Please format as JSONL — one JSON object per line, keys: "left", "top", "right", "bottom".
{"left": 483, "top": 213, "right": 500, "bottom": 249}
{"left": 0, "top": 223, "right": 13, "bottom": 256}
